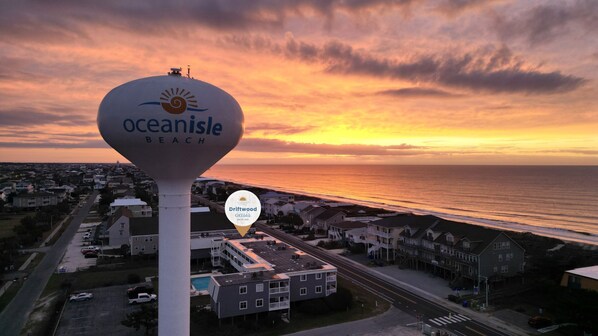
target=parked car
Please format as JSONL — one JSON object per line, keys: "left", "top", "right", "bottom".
{"left": 129, "top": 293, "right": 157, "bottom": 305}
{"left": 84, "top": 252, "right": 98, "bottom": 258}
{"left": 128, "top": 285, "right": 154, "bottom": 298}
{"left": 69, "top": 292, "right": 94, "bottom": 302}
{"left": 528, "top": 316, "right": 553, "bottom": 329}
{"left": 80, "top": 246, "right": 100, "bottom": 255}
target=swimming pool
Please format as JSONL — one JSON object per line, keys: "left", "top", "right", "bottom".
{"left": 191, "top": 276, "right": 211, "bottom": 291}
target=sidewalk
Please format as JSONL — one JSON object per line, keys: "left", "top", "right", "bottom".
{"left": 285, "top": 306, "right": 421, "bottom": 336}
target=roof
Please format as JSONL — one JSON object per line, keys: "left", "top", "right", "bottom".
{"left": 240, "top": 240, "right": 330, "bottom": 274}
{"left": 566, "top": 265, "right": 598, "bottom": 280}
{"left": 371, "top": 214, "right": 434, "bottom": 229}
{"left": 13, "top": 192, "right": 55, "bottom": 198}
{"left": 213, "top": 271, "right": 282, "bottom": 286}
{"left": 129, "top": 212, "right": 236, "bottom": 236}
{"left": 107, "top": 207, "right": 133, "bottom": 229}
{"left": 314, "top": 208, "right": 345, "bottom": 222}
{"left": 110, "top": 198, "right": 147, "bottom": 207}
{"left": 328, "top": 221, "right": 367, "bottom": 230}
{"left": 190, "top": 207, "right": 210, "bottom": 213}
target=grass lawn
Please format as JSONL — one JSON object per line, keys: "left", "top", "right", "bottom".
{"left": 0, "top": 212, "right": 35, "bottom": 238}
{"left": 0, "top": 281, "right": 23, "bottom": 313}
{"left": 42, "top": 266, "right": 159, "bottom": 297}
{"left": 190, "top": 277, "right": 391, "bottom": 336}
{"left": 256, "top": 277, "right": 390, "bottom": 336}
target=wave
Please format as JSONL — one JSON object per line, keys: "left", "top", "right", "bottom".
{"left": 204, "top": 174, "right": 598, "bottom": 246}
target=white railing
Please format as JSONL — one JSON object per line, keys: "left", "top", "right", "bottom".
{"left": 269, "top": 286, "right": 290, "bottom": 294}
{"left": 326, "top": 288, "right": 337, "bottom": 295}
{"left": 326, "top": 276, "right": 336, "bottom": 282}
{"left": 269, "top": 301, "right": 290, "bottom": 310}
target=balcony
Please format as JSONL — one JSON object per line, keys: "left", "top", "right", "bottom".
{"left": 368, "top": 227, "right": 392, "bottom": 239}
{"left": 326, "top": 285, "right": 337, "bottom": 295}
{"left": 326, "top": 275, "right": 336, "bottom": 282}
{"left": 269, "top": 286, "right": 290, "bottom": 294}
{"left": 269, "top": 300, "right": 290, "bottom": 310}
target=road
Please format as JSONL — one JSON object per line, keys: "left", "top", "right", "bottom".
{"left": 257, "top": 223, "right": 512, "bottom": 336}
{"left": 0, "top": 191, "right": 99, "bottom": 336}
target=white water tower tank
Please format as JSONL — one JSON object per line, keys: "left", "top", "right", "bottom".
{"left": 98, "top": 68, "right": 244, "bottom": 335}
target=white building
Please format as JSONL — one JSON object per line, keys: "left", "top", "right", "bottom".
{"left": 109, "top": 198, "right": 152, "bottom": 217}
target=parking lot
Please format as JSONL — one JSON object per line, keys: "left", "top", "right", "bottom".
{"left": 55, "top": 285, "right": 145, "bottom": 336}
{"left": 58, "top": 222, "right": 101, "bottom": 273}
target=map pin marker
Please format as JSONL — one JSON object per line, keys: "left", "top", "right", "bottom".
{"left": 225, "top": 190, "right": 261, "bottom": 237}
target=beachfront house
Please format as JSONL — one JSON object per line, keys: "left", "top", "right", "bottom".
{"left": 310, "top": 209, "right": 346, "bottom": 232}
{"left": 385, "top": 214, "right": 525, "bottom": 284}
{"left": 208, "top": 237, "right": 337, "bottom": 319}
{"left": 328, "top": 221, "right": 368, "bottom": 245}
{"left": 299, "top": 205, "right": 326, "bottom": 229}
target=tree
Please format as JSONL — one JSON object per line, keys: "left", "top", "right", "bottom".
{"left": 98, "top": 188, "right": 115, "bottom": 216}
{"left": 121, "top": 304, "right": 158, "bottom": 335}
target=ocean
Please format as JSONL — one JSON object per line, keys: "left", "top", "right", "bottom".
{"left": 204, "top": 165, "right": 598, "bottom": 245}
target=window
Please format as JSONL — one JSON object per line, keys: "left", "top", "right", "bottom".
{"left": 239, "top": 286, "right": 247, "bottom": 295}
{"left": 500, "top": 265, "right": 509, "bottom": 273}
{"left": 493, "top": 266, "right": 498, "bottom": 273}
{"left": 239, "top": 301, "right": 247, "bottom": 310}
{"left": 463, "top": 241, "right": 470, "bottom": 249}
{"left": 315, "top": 286, "right": 322, "bottom": 294}
{"left": 256, "top": 283, "right": 263, "bottom": 292}
{"left": 446, "top": 233, "right": 454, "bottom": 243}
{"left": 256, "top": 299, "right": 263, "bottom": 307}
{"left": 493, "top": 241, "right": 510, "bottom": 250}
{"left": 300, "top": 287, "right": 307, "bottom": 296}
{"left": 315, "top": 273, "right": 322, "bottom": 280}
{"left": 300, "top": 274, "right": 307, "bottom": 282}
{"left": 498, "top": 254, "right": 503, "bottom": 262}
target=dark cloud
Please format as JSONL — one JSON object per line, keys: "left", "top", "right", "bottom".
{"left": 0, "top": 0, "right": 418, "bottom": 42}
{"left": 546, "top": 149, "right": 598, "bottom": 156}
{"left": 232, "top": 36, "right": 585, "bottom": 94}
{"left": 237, "top": 138, "right": 423, "bottom": 156}
{"left": 493, "top": 0, "right": 598, "bottom": 45}
{"left": 0, "top": 108, "right": 93, "bottom": 127}
{"left": 244, "top": 123, "right": 315, "bottom": 135}
{"left": 378, "top": 87, "right": 459, "bottom": 97}
{"left": 0, "top": 140, "right": 108, "bottom": 149}
{"left": 435, "top": 0, "right": 498, "bottom": 16}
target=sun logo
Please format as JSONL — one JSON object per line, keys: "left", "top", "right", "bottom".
{"left": 138, "top": 88, "right": 208, "bottom": 113}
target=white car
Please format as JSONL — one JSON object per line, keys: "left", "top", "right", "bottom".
{"left": 69, "top": 292, "right": 94, "bottom": 302}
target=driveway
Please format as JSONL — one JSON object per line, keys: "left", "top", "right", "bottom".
{"left": 55, "top": 285, "right": 144, "bottom": 336}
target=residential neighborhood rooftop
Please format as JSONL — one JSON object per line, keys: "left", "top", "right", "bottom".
{"left": 566, "top": 265, "right": 598, "bottom": 280}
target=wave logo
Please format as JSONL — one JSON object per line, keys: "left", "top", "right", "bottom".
{"left": 139, "top": 88, "right": 208, "bottom": 114}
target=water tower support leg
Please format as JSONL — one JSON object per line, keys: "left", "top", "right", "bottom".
{"left": 158, "top": 180, "right": 191, "bottom": 336}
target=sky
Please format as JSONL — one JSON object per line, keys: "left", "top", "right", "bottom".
{"left": 0, "top": 0, "right": 597, "bottom": 165}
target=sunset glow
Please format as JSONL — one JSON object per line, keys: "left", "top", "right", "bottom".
{"left": 1, "top": 1, "right": 597, "bottom": 164}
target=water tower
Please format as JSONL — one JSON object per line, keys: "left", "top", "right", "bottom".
{"left": 97, "top": 68, "right": 244, "bottom": 335}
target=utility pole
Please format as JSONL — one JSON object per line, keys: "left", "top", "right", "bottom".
{"left": 479, "top": 275, "right": 489, "bottom": 308}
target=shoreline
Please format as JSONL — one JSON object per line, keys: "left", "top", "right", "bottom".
{"left": 204, "top": 175, "right": 598, "bottom": 247}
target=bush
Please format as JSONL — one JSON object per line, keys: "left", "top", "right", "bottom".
{"left": 127, "top": 273, "right": 141, "bottom": 284}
